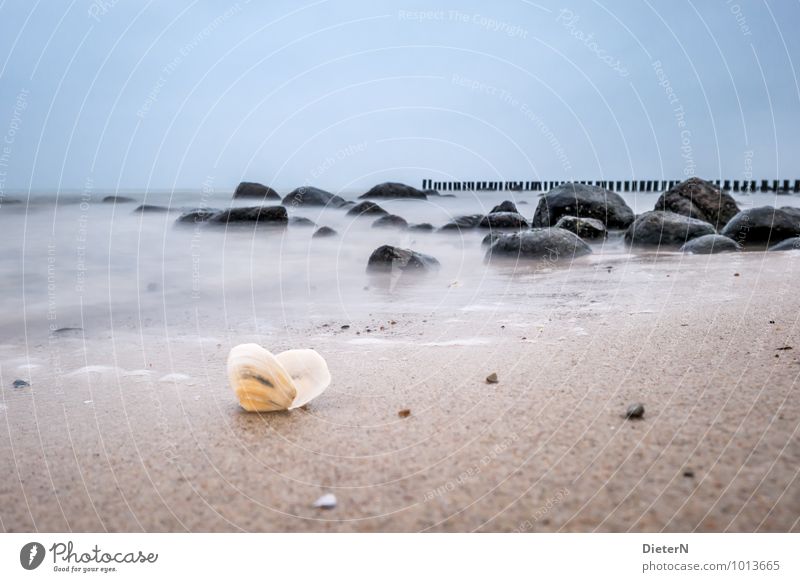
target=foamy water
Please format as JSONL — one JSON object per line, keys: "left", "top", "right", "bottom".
{"left": 1, "top": 187, "right": 798, "bottom": 342}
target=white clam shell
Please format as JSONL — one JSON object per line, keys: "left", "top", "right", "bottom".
{"left": 227, "top": 343, "right": 331, "bottom": 412}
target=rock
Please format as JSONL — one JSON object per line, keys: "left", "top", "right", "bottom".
{"left": 398, "top": 408, "right": 411, "bottom": 418}
{"left": 624, "top": 211, "right": 715, "bottom": 247}
{"left": 346, "top": 201, "right": 388, "bottom": 216}
{"left": 282, "top": 186, "right": 348, "bottom": 208}
{"left": 655, "top": 177, "right": 739, "bottom": 229}
{"left": 359, "top": 182, "right": 427, "bottom": 200}
{"left": 680, "top": 234, "right": 741, "bottom": 254}
{"left": 176, "top": 208, "right": 219, "bottom": 223}
{"left": 366, "top": 245, "right": 440, "bottom": 273}
{"left": 490, "top": 200, "right": 518, "bottom": 214}
{"left": 133, "top": 204, "right": 170, "bottom": 213}
{"left": 206, "top": 206, "right": 288, "bottom": 226}
{"left": 438, "top": 214, "right": 484, "bottom": 232}
{"left": 486, "top": 372, "right": 498, "bottom": 384}
{"left": 482, "top": 232, "right": 501, "bottom": 247}
{"left": 532, "top": 183, "right": 634, "bottom": 229}
{"left": 372, "top": 214, "right": 408, "bottom": 229}
{"left": 409, "top": 223, "right": 434, "bottom": 232}
{"left": 720, "top": 206, "right": 800, "bottom": 248}
{"left": 313, "top": 493, "right": 337, "bottom": 509}
{"left": 779, "top": 206, "right": 800, "bottom": 224}
{"left": 554, "top": 215, "right": 607, "bottom": 240}
{"left": 478, "top": 212, "right": 530, "bottom": 230}
{"left": 768, "top": 237, "right": 800, "bottom": 251}
{"left": 13, "top": 379, "right": 30, "bottom": 388}
{"left": 233, "top": 181, "right": 280, "bottom": 200}
{"left": 290, "top": 216, "right": 316, "bottom": 227}
{"left": 625, "top": 403, "right": 645, "bottom": 419}
{"left": 102, "top": 195, "right": 135, "bottom": 203}
{"left": 485, "top": 228, "right": 592, "bottom": 261}
{"left": 312, "top": 226, "right": 338, "bottom": 238}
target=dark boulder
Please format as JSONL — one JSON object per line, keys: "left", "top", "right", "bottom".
{"left": 290, "top": 216, "right": 316, "bottom": 227}
{"left": 485, "top": 228, "right": 592, "bottom": 261}
{"left": 409, "top": 223, "right": 435, "bottom": 232}
{"left": 680, "top": 234, "right": 741, "bottom": 254}
{"left": 489, "top": 200, "right": 518, "bottom": 214}
{"left": 207, "top": 206, "right": 288, "bottom": 226}
{"left": 779, "top": 206, "right": 800, "bottom": 224}
{"left": 233, "top": 181, "right": 280, "bottom": 200}
{"left": 769, "top": 237, "right": 800, "bottom": 251}
{"left": 359, "top": 182, "right": 427, "bottom": 200}
{"left": 438, "top": 214, "right": 484, "bottom": 232}
{"left": 366, "top": 245, "right": 440, "bottom": 273}
{"left": 312, "top": 226, "right": 338, "bottom": 238}
{"left": 481, "top": 232, "right": 501, "bottom": 247}
{"left": 282, "top": 186, "right": 348, "bottom": 208}
{"left": 176, "top": 208, "right": 219, "bottom": 224}
{"left": 346, "top": 201, "right": 388, "bottom": 216}
{"left": 720, "top": 206, "right": 800, "bottom": 248}
{"left": 554, "top": 216, "right": 607, "bottom": 240}
{"left": 133, "top": 204, "right": 170, "bottom": 213}
{"left": 532, "top": 183, "right": 634, "bottom": 229}
{"left": 655, "top": 177, "right": 739, "bottom": 229}
{"left": 625, "top": 211, "right": 715, "bottom": 247}
{"left": 372, "top": 214, "right": 408, "bottom": 229}
{"left": 102, "top": 195, "right": 135, "bottom": 203}
{"left": 478, "top": 212, "right": 529, "bottom": 230}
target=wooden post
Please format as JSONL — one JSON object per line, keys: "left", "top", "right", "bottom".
{"left": 760, "top": 180, "right": 769, "bottom": 192}
{"left": 794, "top": 180, "right": 800, "bottom": 193}
{"left": 772, "top": 180, "right": 779, "bottom": 192}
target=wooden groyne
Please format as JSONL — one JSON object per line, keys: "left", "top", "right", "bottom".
{"left": 421, "top": 179, "right": 800, "bottom": 194}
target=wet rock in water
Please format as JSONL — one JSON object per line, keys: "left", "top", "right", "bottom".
{"left": 206, "top": 206, "right": 288, "bottom": 226}
{"left": 372, "top": 214, "right": 408, "bottom": 229}
{"left": 290, "top": 216, "right": 316, "bottom": 227}
{"left": 720, "top": 206, "right": 800, "bottom": 248}
{"left": 486, "top": 372, "right": 498, "bottom": 384}
{"left": 409, "top": 223, "right": 435, "bottom": 232}
{"left": 625, "top": 403, "right": 645, "bottom": 419}
{"left": 312, "top": 226, "right": 337, "bottom": 238}
{"left": 532, "top": 182, "right": 634, "bottom": 229}
{"left": 438, "top": 214, "right": 484, "bottom": 232}
{"left": 624, "top": 211, "right": 715, "bottom": 247}
{"left": 313, "top": 493, "right": 337, "bottom": 509}
{"left": 655, "top": 177, "right": 739, "bottom": 229}
{"left": 133, "top": 204, "right": 170, "bottom": 213}
{"left": 680, "top": 234, "right": 741, "bottom": 254}
{"left": 13, "top": 379, "right": 30, "bottom": 388}
{"left": 176, "top": 208, "right": 219, "bottom": 224}
{"left": 482, "top": 232, "right": 501, "bottom": 247}
{"left": 490, "top": 200, "right": 518, "bottom": 214}
{"left": 478, "top": 212, "right": 530, "bottom": 230}
{"left": 554, "top": 215, "right": 607, "bottom": 240}
{"left": 282, "top": 186, "right": 348, "bottom": 208}
{"left": 346, "top": 200, "right": 388, "bottom": 217}
{"left": 102, "top": 195, "right": 135, "bottom": 203}
{"left": 779, "top": 206, "right": 800, "bottom": 224}
{"left": 359, "top": 182, "right": 427, "bottom": 200}
{"left": 367, "top": 245, "right": 440, "bottom": 273}
{"left": 233, "top": 181, "right": 280, "bottom": 201}
{"left": 768, "top": 237, "right": 800, "bottom": 251}
{"left": 485, "top": 228, "right": 592, "bottom": 261}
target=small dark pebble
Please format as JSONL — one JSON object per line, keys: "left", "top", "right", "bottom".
{"left": 624, "top": 403, "right": 645, "bottom": 419}
{"left": 734, "top": 273, "right": 740, "bottom": 277}
{"left": 776, "top": 346, "right": 793, "bottom": 351}
{"left": 486, "top": 372, "right": 499, "bottom": 384}
{"left": 683, "top": 469, "right": 695, "bottom": 478}
{"left": 13, "top": 379, "right": 30, "bottom": 388}
{"left": 398, "top": 409, "right": 411, "bottom": 418}
{"left": 341, "top": 324, "right": 350, "bottom": 330}
{"left": 769, "top": 320, "right": 776, "bottom": 324}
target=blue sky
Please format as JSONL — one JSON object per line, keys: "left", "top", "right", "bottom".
{"left": 0, "top": 0, "right": 797, "bottom": 194}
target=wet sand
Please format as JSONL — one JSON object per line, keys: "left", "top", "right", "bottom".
{"left": 2, "top": 250, "right": 799, "bottom": 532}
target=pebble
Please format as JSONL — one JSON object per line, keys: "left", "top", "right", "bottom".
{"left": 313, "top": 493, "right": 337, "bottom": 509}
{"left": 683, "top": 469, "right": 695, "bottom": 478}
{"left": 625, "top": 403, "right": 645, "bottom": 419}
{"left": 398, "top": 408, "right": 411, "bottom": 418}
{"left": 486, "top": 373, "right": 499, "bottom": 384}
{"left": 12, "top": 379, "right": 30, "bottom": 388}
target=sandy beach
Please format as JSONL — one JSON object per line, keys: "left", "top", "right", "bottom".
{"left": 2, "top": 240, "right": 799, "bottom": 532}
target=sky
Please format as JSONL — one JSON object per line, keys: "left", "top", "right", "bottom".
{"left": 0, "top": 0, "right": 798, "bottom": 194}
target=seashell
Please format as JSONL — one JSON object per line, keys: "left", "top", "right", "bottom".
{"left": 227, "top": 343, "right": 331, "bottom": 412}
